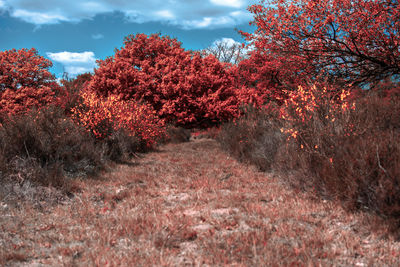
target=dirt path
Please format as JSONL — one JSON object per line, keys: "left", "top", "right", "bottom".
{"left": 1, "top": 139, "right": 400, "bottom": 266}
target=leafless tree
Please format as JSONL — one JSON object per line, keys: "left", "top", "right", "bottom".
{"left": 202, "top": 38, "right": 247, "bottom": 65}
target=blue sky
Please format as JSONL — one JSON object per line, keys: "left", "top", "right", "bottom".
{"left": 0, "top": 0, "right": 256, "bottom": 78}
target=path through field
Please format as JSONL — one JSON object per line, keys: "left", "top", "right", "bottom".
{"left": 1, "top": 138, "right": 400, "bottom": 266}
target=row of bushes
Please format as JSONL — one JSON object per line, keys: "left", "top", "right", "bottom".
{"left": 0, "top": 105, "right": 153, "bottom": 193}
{"left": 0, "top": 100, "right": 195, "bottom": 196}
{"left": 217, "top": 85, "right": 400, "bottom": 221}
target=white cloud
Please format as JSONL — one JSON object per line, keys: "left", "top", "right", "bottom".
{"left": 79, "top": 1, "right": 108, "bottom": 13}
{"left": 230, "top": 10, "right": 253, "bottom": 20}
{"left": 2, "top": 0, "right": 257, "bottom": 29}
{"left": 12, "top": 9, "right": 69, "bottom": 24}
{"left": 213, "top": 37, "right": 241, "bottom": 47}
{"left": 154, "top": 9, "right": 174, "bottom": 20}
{"left": 210, "top": 0, "right": 244, "bottom": 8}
{"left": 91, "top": 33, "right": 104, "bottom": 39}
{"left": 208, "top": 37, "right": 252, "bottom": 63}
{"left": 47, "top": 51, "right": 97, "bottom": 76}
{"left": 181, "top": 14, "right": 250, "bottom": 30}
{"left": 183, "top": 17, "right": 213, "bottom": 29}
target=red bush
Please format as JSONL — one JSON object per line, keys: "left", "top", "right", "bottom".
{"left": 71, "top": 89, "right": 166, "bottom": 147}
{"left": 60, "top": 73, "right": 93, "bottom": 115}
{"left": 88, "top": 33, "right": 239, "bottom": 128}
{"left": 279, "top": 83, "right": 355, "bottom": 143}
{"left": 0, "top": 48, "right": 62, "bottom": 116}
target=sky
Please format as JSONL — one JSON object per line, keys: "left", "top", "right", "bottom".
{"left": 0, "top": 0, "right": 257, "bottom": 78}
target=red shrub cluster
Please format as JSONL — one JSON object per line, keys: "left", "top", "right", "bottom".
{"left": 275, "top": 87, "right": 400, "bottom": 217}
{"left": 0, "top": 48, "right": 62, "bottom": 116}
{"left": 71, "top": 89, "right": 166, "bottom": 147}
{"left": 60, "top": 73, "right": 93, "bottom": 115}
{"left": 279, "top": 83, "right": 355, "bottom": 142}
{"left": 88, "top": 33, "right": 239, "bottom": 128}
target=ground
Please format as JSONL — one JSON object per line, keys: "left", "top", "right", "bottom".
{"left": 1, "top": 138, "right": 400, "bottom": 266}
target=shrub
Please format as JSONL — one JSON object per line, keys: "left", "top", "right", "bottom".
{"left": 102, "top": 128, "right": 147, "bottom": 161}
{"left": 71, "top": 89, "right": 166, "bottom": 148}
{"left": 191, "top": 126, "right": 222, "bottom": 140}
{"left": 234, "top": 51, "right": 297, "bottom": 107}
{"left": 0, "top": 105, "right": 105, "bottom": 188}
{"left": 217, "top": 104, "right": 284, "bottom": 171}
{"left": 161, "top": 125, "right": 191, "bottom": 144}
{"left": 60, "top": 72, "right": 93, "bottom": 115}
{"left": 276, "top": 84, "right": 400, "bottom": 219}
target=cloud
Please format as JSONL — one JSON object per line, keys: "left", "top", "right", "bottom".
{"left": 208, "top": 37, "right": 252, "bottom": 62}
{"left": 209, "top": 0, "right": 244, "bottom": 8}
{"left": 11, "top": 9, "right": 69, "bottom": 24}
{"left": 154, "top": 10, "right": 175, "bottom": 20}
{"left": 212, "top": 37, "right": 242, "bottom": 47}
{"left": 183, "top": 17, "right": 213, "bottom": 29}
{"left": 46, "top": 51, "right": 97, "bottom": 76}
{"left": 1, "top": 0, "right": 257, "bottom": 29}
{"left": 91, "top": 33, "right": 104, "bottom": 39}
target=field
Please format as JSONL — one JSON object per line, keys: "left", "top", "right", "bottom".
{"left": 1, "top": 138, "right": 400, "bottom": 266}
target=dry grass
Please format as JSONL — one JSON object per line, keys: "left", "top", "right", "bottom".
{"left": 1, "top": 139, "right": 400, "bottom": 266}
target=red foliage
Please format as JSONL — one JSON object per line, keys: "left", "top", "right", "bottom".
{"left": 88, "top": 33, "right": 239, "bottom": 128}
{"left": 61, "top": 73, "right": 92, "bottom": 93}
{"left": 60, "top": 73, "right": 93, "bottom": 114}
{"left": 0, "top": 48, "right": 62, "bottom": 115}
{"left": 279, "top": 83, "right": 355, "bottom": 143}
{"left": 243, "top": 0, "right": 400, "bottom": 88}
{"left": 71, "top": 89, "right": 166, "bottom": 147}
{"left": 234, "top": 50, "right": 298, "bottom": 107}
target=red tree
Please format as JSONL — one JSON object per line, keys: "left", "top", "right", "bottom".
{"left": 234, "top": 50, "right": 301, "bottom": 107}
{"left": 0, "top": 48, "right": 61, "bottom": 115}
{"left": 88, "top": 33, "right": 239, "bottom": 128}
{"left": 244, "top": 0, "right": 400, "bottom": 88}
{"left": 61, "top": 72, "right": 93, "bottom": 114}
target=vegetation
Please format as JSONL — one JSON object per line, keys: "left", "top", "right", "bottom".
{"left": 243, "top": 0, "right": 400, "bottom": 88}
{"left": 1, "top": 0, "right": 400, "bottom": 264}
{"left": 218, "top": 83, "right": 400, "bottom": 220}
{"left": 2, "top": 139, "right": 400, "bottom": 266}
{"left": 88, "top": 33, "right": 240, "bottom": 128}
{"left": 0, "top": 48, "right": 62, "bottom": 115}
